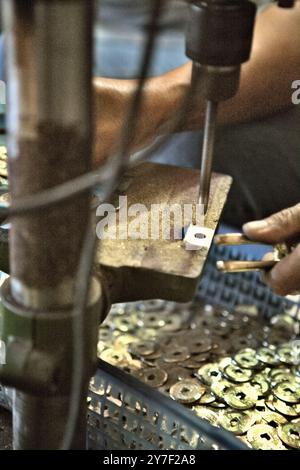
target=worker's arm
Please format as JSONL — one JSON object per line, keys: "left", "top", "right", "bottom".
{"left": 243, "top": 204, "right": 300, "bottom": 296}
{"left": 93, "top": 3, "right": 300, "bottom": 165}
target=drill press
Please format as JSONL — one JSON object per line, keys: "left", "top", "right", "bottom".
{"left": 186, "top": 0, "right": 296, "bottom": 214}
{"left": 186, "top": 0, "right": 257, "bottom": 213}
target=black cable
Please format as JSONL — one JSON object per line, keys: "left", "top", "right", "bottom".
{"left": 61, "top": 0, "right": 168, "bottom": 449}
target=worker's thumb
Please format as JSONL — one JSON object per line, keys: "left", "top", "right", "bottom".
{"left": 243, "top": 203, "right": 300, "bottom": 244}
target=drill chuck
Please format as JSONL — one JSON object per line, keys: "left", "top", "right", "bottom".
{"left": 186, "top": 0, "right": 257, "bottom": 68}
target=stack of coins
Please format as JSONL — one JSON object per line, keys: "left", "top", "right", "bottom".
{"left": 97, "top": 300, "right": 300, "bottom": 450}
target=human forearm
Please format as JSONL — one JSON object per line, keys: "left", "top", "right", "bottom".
{"left": 147, "top": 3, "right": 300, "bottom": 131}
{"left": 93, "top": 3, "right": 300, "bottom": 165}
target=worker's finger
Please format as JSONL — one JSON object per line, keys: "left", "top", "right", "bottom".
{"left": 243, "top": 203, "right": 300, "bottom": 244}
{"left": 261, "top": 245, "right": 300, "bottom": 296}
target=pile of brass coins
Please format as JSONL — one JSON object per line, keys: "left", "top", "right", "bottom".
{"left": 98, "top": 299, "right": 300, "bottom": 450}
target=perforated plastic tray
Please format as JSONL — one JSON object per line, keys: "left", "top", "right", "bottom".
{"left": 87, "top": 360, "right": 247, "bottom": 450}
{"left": 86, "top": 245, "right": 300, "bottom": 450}
{"left": 198, "top": 245, "right": 300, "bottom": 321}
{"left": 1, "top": 245, "right": 300, "bottom": 450}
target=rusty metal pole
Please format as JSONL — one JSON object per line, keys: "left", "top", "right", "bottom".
{"left": 2, "top": 0, "right": 94, "bottom": 449}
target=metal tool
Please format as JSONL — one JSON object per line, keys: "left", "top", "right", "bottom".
{"left": 215, "top": 233, "right": 293, "bottom": 273}
{"left": 186, "top": 0, "right": 257, "bottom": 212}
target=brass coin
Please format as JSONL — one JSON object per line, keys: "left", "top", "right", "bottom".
{"left": 250, "top": 374, "right": 270, "bottom": 398}
{"left": 209, "top": 400, "right": 227, "bottom": 409}
{"left": 273, "top": 381, "right": 300, "bottom": 404}
{"left": 170, "top": 380, "right": 205, "bottom": 404}
{"left": 271, "top": 371, "right": 297, "bottom": 386}
{"left": 168, "top": 366, "right": 194, "bottom": 383}
{"left": 115, "top": 334, "right": 139, "bottom": 348}
{"left": 223, "top": 364, "right": 253, "bottom": 383}
{"left": 191, "top": 353, "right": 210, "bottom": 363}
{"left": 210, "top": 379, "right": 232, "bottom": 399}
{"left": 100, "top": 348, "right": 132, "bottom": 366}
{"left": 196, "top": 363, "right": 222, "bottom": 385}
{"left": 177, "top": 359, "right": 201, "bottom": 369}
{"left": 247, "top": 424, "right": 285, "bottom": 450}
{"left": 114, "top": 316, "right": 136, "bottom": 332}
{"left": 138, "top": 367, "right": 168, "bottom": 388}
{"left": 198, "top": 390, "right": 216, "bottom": 405}
{"left": 122, "top": 360, "right": 144, "bottom": 376}
{"left": 223, "top": 383, "right": 258, "bottom": 410}
{"left": 143, "top": 348, "right": 162, "bottom": 361}
{"left": 163, "top": 346, "right": 190, "bottom": 363}
{"left": 278, "top": 423, "right": 300, "bottom": 449}
{"left": 234, "top": 349, "right": 261, "bottom": 369}
{"left": 129, "top": 340, "right": 157, "bottom": 357}
{"left": 218, "top": 409, "right": 257, "bottom": 435}
{"left": 99, "top": 328, "right": 114, "bottom": 342}
{"left": 278, "top": 344, "right": 300, "bottom": 365}
{"left": 193, "top": 407, "right": 219, "bottom": 426}
{"left": 257, "top": 347, "right": 280, "bottom": 366}
{"left": 294, "top": 363, "right": 300, "bottom": 376}
{"left": 265, "top": 396, "right": 277, "bottom": 412}
{"left": 160, "top": 314, "right": 182, "bottom": 332}
{"left": 272, "top": 396, "right": 300, "bottom": 417}
{"left": 136, "top": 312, "right": 165, "bottom": 329}
{"left": 219, "top": 357, "right": 232, "bottom": 369}
{"left": 137, "top": 328, "right": 158, "bottom": 340}
{"left": 256, "top": 399, "right": 269, "bottom": 413}
{"left": 189, "top": 337, "right": 212, "bottom": 354}
{"left": 269, "top": 367, "right": 290, "bottom": 379}
{"left": 261, "top": 411, "right": 287, "bottom": 428}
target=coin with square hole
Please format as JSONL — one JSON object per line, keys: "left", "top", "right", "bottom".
{"left": 196, "top": 363, "right": 222, "bottom": 385}
{"left": 170, "top": 380, "right": 205, "bottom": 404}
{"left": 278, "top": 423, "right": 300, "bottom": 449}
{"left": 218, "top": 410, "right": 257, "bottom": 435}
{"left": 223, "top": 364, "right": 253, "bottom": 383}
{"left": 273, "top": 381, "right": 300, "bottom": 404}
{"left": 223, "top": 384, "right": 258, "bottom": 410}
{"left": 247, "top": 424, "right": 285, "bottom": 450}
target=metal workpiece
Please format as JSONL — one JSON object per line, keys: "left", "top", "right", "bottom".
{"left": 0, "top": 163, "right": 232, "bottom": 304}
{"left": 98, "top": 162, "right": 232, "bottom": 303}
{"left": 0, "top": 276, "right": 102, "bottom": 449}
{"left": 2, "top": 0, "right": 93, "bottom": 310}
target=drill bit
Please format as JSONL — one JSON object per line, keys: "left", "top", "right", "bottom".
{"left": 199, "top": 100, "right": 218, "bottom": 213}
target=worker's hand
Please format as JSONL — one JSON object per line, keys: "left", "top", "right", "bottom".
{"left": 243, "top": 203, "right": 300, "bottom": 296}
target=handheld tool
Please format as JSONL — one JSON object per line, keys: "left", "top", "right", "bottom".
{"left": 214, "top": 233, "right": 294, "bottom": 273}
